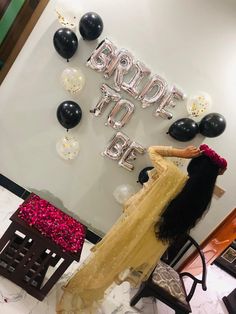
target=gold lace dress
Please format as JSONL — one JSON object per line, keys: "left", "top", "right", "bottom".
{"left": 56, "top": 147, "right": 188, "bottom": 313}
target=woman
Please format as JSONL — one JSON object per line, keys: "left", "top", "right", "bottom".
{"left": 57, "top": 144, "right": 227, "bottom": 313}
{"left": 156, "top": 144, "right": 227, "bottom": 244}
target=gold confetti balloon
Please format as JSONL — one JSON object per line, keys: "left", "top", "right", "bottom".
{"left": 187, "top": 92, "right": 212, "bottom": 118}
{"left": 56, "top": 134, "right": 80, "bottom": 160}
{"left": 61, "top": 67, "right": 86, "bottom": 94}
{"left": 55, "top": 0, "right": 81, "bottom": 29}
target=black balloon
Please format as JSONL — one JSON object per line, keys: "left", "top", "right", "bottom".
{"left": 57, "top": 101, "right": 82, "bottom": 129}
{"left": 79, "top": 12, "right": 103, "bottom": 40}
{"left": 199, "top": 113, "right": 226, "bottom": 138}
{"left": 53, "top": 28, "right": 78, "bottom": 61}
{"left": 168, "top": 118, "right": 199, "bottom": 142}
{"left": 137, "top": 167, "right": 154, "bottom": 185}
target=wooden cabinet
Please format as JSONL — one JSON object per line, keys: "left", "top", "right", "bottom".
{"left": 178, "top": 208, "right": 236, "bottom": 275}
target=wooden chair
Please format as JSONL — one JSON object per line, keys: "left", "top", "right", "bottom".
{"left": 130, "top": 235, "right": 207, "bottom": 314}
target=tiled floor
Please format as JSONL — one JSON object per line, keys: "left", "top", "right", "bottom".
{"left": 0, "top": 186, "right": 235, "bottom": 313}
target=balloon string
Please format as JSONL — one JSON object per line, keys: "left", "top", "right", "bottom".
{"left": 67, "top": 59, "right": 69, "bottom": 62}
{"left": 66, "top": 129, "right": 69, "bottom": 133}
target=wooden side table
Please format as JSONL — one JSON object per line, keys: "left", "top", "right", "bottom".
{"left": 0, "top": 194, "right": 86, "bottom": 301}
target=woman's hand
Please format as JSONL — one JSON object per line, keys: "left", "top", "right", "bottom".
{"left": 179, "top": 146, "right": 202, "bottom": 158}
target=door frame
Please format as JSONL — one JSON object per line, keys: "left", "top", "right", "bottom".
{"left": 0, "top": 0, "right": 49, "bottom": 85}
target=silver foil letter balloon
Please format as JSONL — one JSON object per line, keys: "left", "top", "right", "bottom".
{"left": 119, "top": 141, "right": 146, "bottom": 171}
{"left": 102, "top": 132, "right": 131, "bottom": 160}
{"left": 104, "top": 49, "right": 134, "bottom": 91}
{"left": 105, "top": 99, "right": 135, "bottom": 129}
{"left": 121, "top": 61, "right": 151, "bottom": 98}
{"left": 90, "top": 84, "right": 121, "bottom": 117}
{"left": 154, "top": 86, "right": 185, "bottom": 119}
{"left": 87, "top": 38, "right": 117, "bottom": 72}
{"left": 138, "top": 75, "right": 168, "bottom": 108}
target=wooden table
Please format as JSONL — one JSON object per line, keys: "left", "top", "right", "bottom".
{"left": 0, "top": 194, "right": 86, "bottom": 301}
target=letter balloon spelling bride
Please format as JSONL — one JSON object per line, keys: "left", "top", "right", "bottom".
{"left": 57, "top": 144, "right": 227, "bottom": 313}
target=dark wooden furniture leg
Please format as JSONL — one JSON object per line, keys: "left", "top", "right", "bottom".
{"left": 222, "top": 288, "right": 236, "bottom": 314}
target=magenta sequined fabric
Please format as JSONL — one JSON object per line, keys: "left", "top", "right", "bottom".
{"left": 18, "top": 194, "right": 86, "bottom": 253}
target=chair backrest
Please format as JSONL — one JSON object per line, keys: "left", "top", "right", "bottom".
{"left": 178, "top": 235, "right": 207, "bottom": 302}
{"left": 130, "top": 235, "right": 207, "bottom": 310}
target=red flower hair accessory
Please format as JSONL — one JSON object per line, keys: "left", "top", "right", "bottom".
{"left": 200, "top": 144, "right": 227, "bottom": 170}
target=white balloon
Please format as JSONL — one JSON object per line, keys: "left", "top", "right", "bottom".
{"left": 61, "top": 67, "right": 85, "bottom": 94}
{"left": 55, "top": 0, "right": 82, "bottom": 29}
{"left": 56, "top": 134, "right": 80, "bottom": 160}
{"left": 187, "top": 92, "right": 212, "bottom": 118}
{"left": 113, "top": 184, "right": 135, "bottom": 205}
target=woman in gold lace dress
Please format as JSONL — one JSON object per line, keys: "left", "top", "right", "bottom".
{"left": 57, "top": 145, "right": 226, "bottom": 313}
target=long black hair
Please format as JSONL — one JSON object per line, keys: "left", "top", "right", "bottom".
{"left": 155, "top": 155, "right": 220, "bottom": 244}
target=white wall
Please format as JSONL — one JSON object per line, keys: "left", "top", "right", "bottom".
{"left": 0, "top": 0, "right": 236, "bottom": 240}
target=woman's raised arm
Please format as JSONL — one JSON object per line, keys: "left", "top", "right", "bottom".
{"left": 148, "top": 145, "right": 201, "bottom": 159}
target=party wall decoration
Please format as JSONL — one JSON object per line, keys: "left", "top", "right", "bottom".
{"left": 88, "top": 38, "right": 185, "bottom": 124}
{"left": 102, "top": 132, "right": 145, "bottom": 171}
{"left": 55, "top": 0, "right": 81, "bottom": 29}
{"left": 90, "top": 84, "right": 135, "bottom": 130}
{"left": 53, "top": 28, "right": 78, "bottom": 62}
{"left": 186, "top": 92, "right": 212, "bottom": 118}
{"left": 56, "top": 134, "right": 80, "bottom": 160}
{"left": 79, "top": 12, "right": 104, "bottom": 40}
{"left": 61, "top": 67, "right": 85, "bottom": 94}
{"left": 56, "top": 101, "right": 82, "bottom": 160}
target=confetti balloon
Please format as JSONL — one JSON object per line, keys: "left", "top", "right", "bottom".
{"left": 61, "top": 67, "right": 85, "bottom": 94}
{"left": 56, "top": 134, "right": 80, "bottom": 160}
{"left": 187, "top": 92, "right": 212, "bottom": 118}
{"left": 55, "top": 0, "right": 81, "bottom": 29}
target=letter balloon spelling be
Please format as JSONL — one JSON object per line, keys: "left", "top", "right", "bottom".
{"left": 56, "top": 101, "right": 82, "bottom": 160}
{"left": 102, "top": 132, "right": 145, "bottom": 171}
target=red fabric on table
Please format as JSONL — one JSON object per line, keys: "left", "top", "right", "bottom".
{"left": 18, "top": 194, "right": 86, "bottom": 253}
